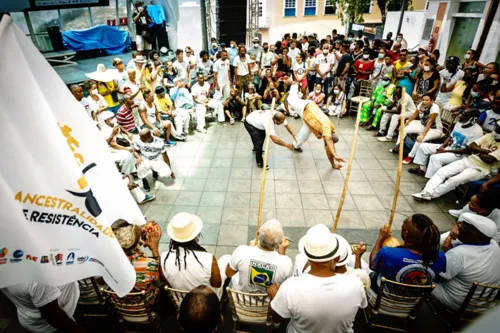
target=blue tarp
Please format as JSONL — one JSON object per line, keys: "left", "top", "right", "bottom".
{"left": 61, "top": 25, "right": 131, "bottom": 55}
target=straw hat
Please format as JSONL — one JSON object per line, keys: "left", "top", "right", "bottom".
{"left": 167, "top": 212, "right": 203, "bottom": 243}
{"left": 85, "top": 64, "right": 115, "bottom": 82}
{"left": 298, "top": 224, "right": 340, "bottom": 263}
{"left": 134, "top": 55, "right": 147, "bottom": 63}
{"left": 334, "top": 235, "right": 352, "bottom": 267}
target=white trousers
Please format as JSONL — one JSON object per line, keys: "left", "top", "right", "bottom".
{"left": 214, "top": 83, "right": 230, "bottom": 102}
{"left": 173, "top": 108, "right": 191, "bottom": 134}
{"left": 380, "top": 111, "right": 413, "bottom": 139}
{"left": 413, "top": 144, "right": 463, "bottom": 178}
{"left": 195, "top": 99, "right": 225, "bottom": 128}
{"left": 422, "top": 157, "right": 489, "bottom": 199}
{"left": 396, "top": 120, "right": 443, "bottom": 157}
{"left": 122, "top": 178, "right": 147, "bottom": 204}
{"left": 293, "top": 118, "right": 312, "bottom": 148}
{"left": 111, "top": 149, "right": 137, "bottom": 174}
{"left": 136, "top": 158, "right": 172, "bottom": 184}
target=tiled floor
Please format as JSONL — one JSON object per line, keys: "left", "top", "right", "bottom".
{"left": 140, "top": 116, "right": 460, "bottom": 260}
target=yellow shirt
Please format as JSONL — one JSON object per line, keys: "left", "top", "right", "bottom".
{"left": 136, "top": 67, "right": 152, "bottom": 92}
{"left": 303, "top": 103, "right": 336, "bottom": 138}
{"left": 448, "top": 80, "right": 466, "bottom": 106}
{"left": 154, "top": 95, "right": 173, "bottom": 113}
{"left": 468, "top": 134, "right": 500, "bottom": 172}
{"left": 98, "top": 81, "right": 119, "bottom": 108}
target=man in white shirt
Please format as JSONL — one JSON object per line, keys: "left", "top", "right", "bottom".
{"left": 112, "top": 57, "right": 128, "bottom": 97}
{"left": 247, "top": 36, "right": 263, "bottom": 57}
{"left": 134, "top": 128, "right": 175, "bottom": 186}
{"left": 376, "top": 87, "right": 417, "bottom": 142}
{"left": 233, "top": 46, "right": 251, "bottom": 93}
{"left": 123, "top": 68, "right": 144, "bottom": 103}
{"left": 191, "top": 73, "right": 225, "bottom": 131}
{"left": 71, "top": 84, "right": 94, "bottom": 120}
{"left": 226, "top": 219, "right": 293, "bottom": 293}
{"left": 243, "top": 110, "right": 298, "bottom": 168}
{"left": 268, "top": 224, "right": 367, "bottom": 333}
{"left": 258, "top": 42, "right": 276, "bottom": 69}
{"left": 1, "top": 282, "right": 84, "bottom": 333}
{"left": 288, "top": 40, "right": 301, "bottom": 66}
{"left": 315, "top": 44, "right": 335, "bottom": 95}
{"left": 300, "top": 36, "right": 309, "bottom": 52}
{"left": 213, "top": 50, "right": 231, "bottom": 102}
{"left": 169, "top": 78, "right": 194, "bottom": 135}
{"left": 435, "top": 56, "right": 464, "bottom": 107}
{"left": 433, "top": 213, "right": 500, "bottom": 312}
{"left": 185, "top": 46, "right": 198, "bottom": 88}
{"left": 173, "top": 49, "right": 190, "bottom": 86}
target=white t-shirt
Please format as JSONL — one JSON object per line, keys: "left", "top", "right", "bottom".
{"left": 213, "top": 59, "right": 230, "bottom": 86}
{"left": 84, "top": 94, "right": 108, "bottom": 125}
{"left": 124, "top": 80, "right": 144, "bottom": 103}
{"left": 79, "top": 98, "right": 94, "bottom": 119}
{"left": 433, "top": 241, "right": 500, "bottom": 311}
{"left": 191, "top": 82, "right": 211, "bottom": 104}
{"left": 301, "top": 42, "right": 309, "bottom": 51}
{"left": 287, "top": 85, "right": 312, "bottom": 117}
{"left": 1, "top": 282, "right": 79, "bottom": 333}
{"left": 134, "top": 136, "right": 166, "bottom": 161}
{"left": 139, "top": 101, "right": 157, "bottom": 127}
{"left": 186, "top": 54, "right": 198, "bottom": 79}
{"left": 316, "top": 53, "right": 335, "bottom": 78}
{"left": 306, "top": 56, "right": 317, "bottom": 74}
{"left": 436, "top": 68, "right": 465, "bottom": 106}
{"left": 229, "top": 245, "right": 293, "bottom": 293}
{"left": 481, "top": 109, "right": 500, "bottom": 132}
{"left": 271, "top": 273, "right": 367, "bottom": 333}
{"left": 173, "top": 59, "right": 190, "bottom": 83}
{"left": 112, "top": 69, "right": 128, "bottom": 93}
{"left": 293, "top": 62, "right": 307, "bottom": 78}
{"left": 233, "top": 54, "right": 251, "bottom": 76}
{"left": 417, "top": 103, "right": 443, "bottom": 131}
{"left": 161, "top": 248, "right": 214, "bottom": 291}
{"left": 288, "top": 47, "right": 301, "bottom": 66}
{"left": 259, "top": 51, "right": 276, "bottom": 68}
{"left": 245, "top": 110, "right": 289, "bottom": 137}
{"left": 447, "top": 123, "right": 484, "bottom": 150}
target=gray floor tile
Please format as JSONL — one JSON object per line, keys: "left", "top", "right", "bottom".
{"left": 318, "top": 168, "right": 344, "bottom": 181}
{"left": 181, "top": 178, "right": 207, "bottom": 191}
{"left": 273, "top": 158, "right": 295, "bottom": 169}
{"left": 215, "top": 246, "right": 237, "bottom": 259}
{"left": 334, "top": 210, "right": 366, "bottom": 229}
{"left": 204, "top": 178, "right": 229, "bottom": 191}
{"left": 281, "top": 227, "right": 309, "bottom": 249}
{"left": 248, "top": 208, "right": 278, "bottom": 226}
{"left": 227, "top": 179, "right": 252, "bottom": 192}
{"left": 157, "top": 178, "right": 184, "bottom": 191}
{"left": 218, "top": 225, "right": 248, "bottom": 246}
{"left": 221, "top": 207, "right": 250, "bottom": 225}
{"left": 144, "top": 204, "right": 173, "bottom": 221}
{"left": 322, "top": 181, "right": 346, "bottom": 195}
{"left": 357, "top": 158, "right": 384, "bottom": 170}
{"left": 399, "top": 182, "right": 424, "bottom": 195}
{"left": 424, "top": 213, "right": 455, "bottom": 232}
{"left": 360, "top": 211, "right": 390, "bottom": 229}
{"left": 276, "top": 209, "right": 306, "bottom": 227}
{"left": 276, "top": 193, "right": 303, "bottom": 209}
{"left": 352, "top": 195, "right": 386, "bottom": 211}
{"left": 215, "top": 149, "right": 235, "bottom": 158}
{"left": 301, "top": 194, "right": 329, "bottom": 210}
{"left": 348, "top": 182, "right": 375, "bottom": 195}
{"left": 155, "top": 190, "right": 179, "bottom": 205}
{"left": 294, "top": 158, "right": 317, "bottom": 169}
{"left": 196, "top": 206, "right": 223, "bottom": 224}
{"left": 298, "top": 180, "right": 324, "bottom": 194}
{"left": 250, "top": 192, "right": 276, "bottom": 209}
{"left": 304, "top": 209, "right": 334, "bottom": 227}
{"left": 230, "top": 168, "right": 253, "bottom": 180}
{"left": 340, "top": 169, "right": 367, "bottom": 181}
{"left": 174, "top": 191, "right": 202, "bottom": 206}
{"left": 378, "top": 195, "right": 415, "bottom": 213}
{"left": 187, "top": 167, "right": 211, "bottom": 179}
{"left": 295, "top": 168, "right": 321, "bottom": 181}
{"left": 326, "top": 194, "right": 358, "bottom": 211}
{"left": 271, "top": 168, "right": 296, "bottom": 180}
{"left": 168, "top": 205, "right": 198, "bottom": 220}
{"left": 370, "top": 182, "right": 397, "bottom": 195}
{"left": 199, "top": 191, "right": 226, "bottom": 206}
{"left": 224, "top": 191, "right": 251, "bottom": 208}
{"left": 211, "top": 158, "right": 233, "bottom": 168}
{"left": 208, "top": 167, "right": 232, "bottom": 179}
{"left": 250, "top": 179, "right": 275, "bottom": 193}
{"left": 198, "top": 224, "right": 220, "bottom": 246}
{"left": 366, "top": 169, "right": 392, "bottom": 182}
{"left": 405, "top": 196, "right": 444, "bottom": 213}
{"left": 275, "top": 180, "right": 300, "bottom": 193}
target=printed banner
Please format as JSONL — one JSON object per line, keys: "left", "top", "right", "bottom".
{"left": 0, "top": 16, "right": 144, "bottom": 297}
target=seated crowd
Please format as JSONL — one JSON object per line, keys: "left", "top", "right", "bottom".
{"left": 3, "top": 29, "right": 500, "bottom": 333}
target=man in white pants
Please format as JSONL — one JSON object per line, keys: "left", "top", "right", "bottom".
{"left": 409, "top": 109, "right": 483, "bottom": 178}
{"left": 169, "top": 78, "right": 192, "bottom": 135}
{"left": 413, "top": 125, "right": 500, "bottom": 201}
{"left": 122, "top": 175, "right": 155, "bottom": 205}
{"left": 134, "top": 129, "right": 175, "bottom": 189}
{"left": 191, "top": 73, "right": 225, "bottom": 130}
{"left": 376, "top": 86, "right": 416, "bottom": 141}
{"left": 213, "top": 50, "right": 231, "bottom": 102}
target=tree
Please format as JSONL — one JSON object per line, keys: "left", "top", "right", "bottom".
{"left": 328, "top": 0, "right": 372, "bottom": 26}
{"left": 377, "top": 0, "right": 414, "bottom": 25}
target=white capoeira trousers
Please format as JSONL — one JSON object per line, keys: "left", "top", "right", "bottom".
{"left": 413, "top": 143, "right": 464, "bottom": 178}
{"left": 173, "top": 108, "right": 191, "bottom": 134}
{"left": 396, "top": 120, "right": 443, "bottom": 158}
{"left": 111, "top": 149, "right": 137, "bottom": 174}
{"left": 195, "top": 99, "right": 225, "bottom": 128}
{"left": 137, "top": 158, "right": 172, "bottom": 185}
{"left": 379, "top": 111, "right": 413, "bottom": 139}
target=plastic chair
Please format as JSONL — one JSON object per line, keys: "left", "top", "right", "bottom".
{"left": 364, "top": 277, "right": 435, "bottom": 332}
{"left": 226, "top": 287, "right": 272, "bottom": 333}
{"left": 164, "top": 286, "right": 190, "bottom": 313}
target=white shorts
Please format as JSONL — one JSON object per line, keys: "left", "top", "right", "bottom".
{"left": 136, "top": 34, "right": 152, "bottom": 51}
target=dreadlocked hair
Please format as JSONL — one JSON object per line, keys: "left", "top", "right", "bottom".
{"left": 164, "top": 239, "right": 207, "bottom": 271}
{"left": 411, "top": 214, "right": 440, "bottom": 265}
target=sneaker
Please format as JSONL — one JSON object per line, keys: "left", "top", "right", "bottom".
{"left": 389, "top": 147, "right": 399, "bottom": 154}
{"left": 408, "top": 167, "right": 425, "bottom": 176}
{"left": 448, "top": 209, "right": 464, "bottom": 218}
{"left": 173, "top": 134, "right": 186, "bottom": 141}
{"left": 373, "top": 131, "right": 385, "bottom": 137}
{"left": 293, "top": 113, "right": 300, "bottom": 119}
{"left": 293, "top": 147, "right": 303, "bottom": 153}
{"left": 230, "top": 118, "right": 235, "bottom": 125}
{"left": 139, "top": 194, "right": 156, "bottom": 205}
{"left": 328, "top": 111, "right": 334, "bottom": 116}
{"left": 197, "top": 128, "right": 208, "bottom": 133}
{"left": 412, "top": 192, "right": 432, "bottom": 201}
{"left": 241, "top": 117, "right": 246, "bottom": 123}
{"left": 166, "top": 140, "right": 177, "bottom": 146}
{"left": 257, "top": 163, "right": 270, "bottom": 170}
{"left": 403, "top": 156, "right": 413, "bottom": 164}
{"left": 365, "top": 125, "right": 377, "bottom": 131}
{"left": 378, "top": 136, "right": 392, "bottom": 142}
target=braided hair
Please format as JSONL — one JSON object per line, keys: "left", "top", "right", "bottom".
{"left": 411, "top": 214, "right": 440, "bottom": 265}
{"left": 164, "top": 239, "right": 207, "bottom": 271}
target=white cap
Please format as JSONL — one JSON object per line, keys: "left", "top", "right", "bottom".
{"left": 460, "top": 213, "right": 497, "bottom": 238}
{"left": 100, "top": 110, "right": 115, "bottom": 121}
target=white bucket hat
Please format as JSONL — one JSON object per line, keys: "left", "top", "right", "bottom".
{"left": 299, "top": 224, "right": 340, "bottom": 263}
{"left": 134, "top": 55, "right": 147, "bottom": 63}
{"left": 85, "top": 64, "right": 115, "bottom": 82}
{"left": 100, "top": 110, "right": 115, "bottom": 122}
{"left": 460, "top": 213, "right": 497, "bottom": 238}
{"left": 167, "top": 212, "right": 203, "bottom": 243}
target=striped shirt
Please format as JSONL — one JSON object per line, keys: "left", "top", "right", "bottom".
{"left": 116, "top": 104, "right": 136, "bottom": 132}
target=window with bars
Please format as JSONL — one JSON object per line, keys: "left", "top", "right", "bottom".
{"left": 258, "top": 1, "right": 263, "bottom": 17}
{"left": 284, "top": 0, "right": 296, "bottom": 17}
{"left": 324, "top": 0, "right": 337, "bottom": 15}
{"left": 304, "top": 0, "right": 316, "bottom": 16}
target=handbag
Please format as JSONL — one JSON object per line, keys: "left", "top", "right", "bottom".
{"left": 116, "top": 137, "right": 131, "bottom": 147}
{"left": 111, "top": 91, "right": 119, "bottom": 103}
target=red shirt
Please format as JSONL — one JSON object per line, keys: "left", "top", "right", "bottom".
{"left": 354, "top": 60, "right": 374, "bottom": 80}
{"left": 387, "top": 50, "right": 400, "bottom": 61}
{"left": 116, "top": 104, "right": 136, "bottom": 132}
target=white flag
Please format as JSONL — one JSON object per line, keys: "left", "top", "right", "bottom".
{"left": 0, "top": 16, "right": 145, "bottom": 297}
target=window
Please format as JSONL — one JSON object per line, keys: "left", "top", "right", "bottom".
{"left": 304, "top": 0, "right": 316, "bottom": 16}
{"left": 60, "top": 8, "right": 91, "bottom": 30}
{"left": 284, "top": 0, "right": 296, "bottom": 17}
{"left": 91, "top": 0, "right": 117, "bottom": 26}
{"left": 324, "top": 0, "right": 337, "bottom": 15}
{"left": 10, "top": 12, "right": 30, "bottom": 35}
{"left": 259, "top": 1, "right": 263, "bottom": 17}
{"left": 360, "top": 2, "right": 372, "bottom": 14}
{"left": 458, "top": 1, "right": 486, "bottom": 14}
{"left": 28, "top": 10, "right": 59, "bottom": 34}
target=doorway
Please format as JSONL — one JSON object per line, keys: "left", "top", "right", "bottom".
{"left": 446, "top": 17, "right": 480, "bottom": 59}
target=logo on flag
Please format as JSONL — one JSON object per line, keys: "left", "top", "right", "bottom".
{"left": 55, "top": 253, "right": 63, "bottom": 266}
{"left": 249, "top": 260, "right": 277, "bottom": 291}
{"left": 66, "top": 252, "right": 75, "bottom": 265}
{"left": 40, "top": 256, "right": 49, "bottom": 264}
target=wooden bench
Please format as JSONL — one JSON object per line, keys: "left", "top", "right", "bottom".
{"left": 44, "top": 50, "right": 77, "bottom": 67}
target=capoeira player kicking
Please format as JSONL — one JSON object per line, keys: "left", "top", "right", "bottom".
{"left": 285, "top": 83, "right": 346, "bottom": 169}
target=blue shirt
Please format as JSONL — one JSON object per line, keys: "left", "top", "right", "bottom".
{"left": 227, "top": 47, "right": 238, "bottom": 65}
{"left": 373, "top": 247, "right": 446, "bottom": 286}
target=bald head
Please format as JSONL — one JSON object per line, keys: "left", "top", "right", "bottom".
{"left": 393, "top": 42, "right": 401, "bottom": 51}
{"left": 139, "top": 128, "right": 153, "bottom": 143}
{"left": 273, "top": 111, "right": 286, "bottom": 125}
{"left": 71, "top": 84, "right": 83, "bottom": 101}
{"left": 179, "top": 285, "right": 221, "bottom": 333}
{"left": 127, "top": 68, "right": 136, "bottom": 81}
